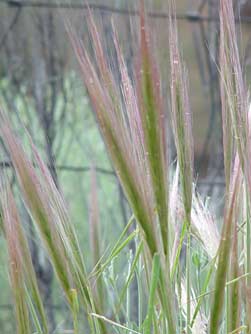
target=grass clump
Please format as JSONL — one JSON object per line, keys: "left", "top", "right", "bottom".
{"left": 0, "top": 1, "right": 251, "bottom": 334}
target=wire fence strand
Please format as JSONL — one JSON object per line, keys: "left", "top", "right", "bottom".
{"left": 0, "top": 0, "right": 251, "bottom": 23}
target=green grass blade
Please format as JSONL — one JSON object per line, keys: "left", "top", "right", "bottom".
{"left": 143, "top": 253, "right": 160, "bottom": 334}
{"left": 116, "top": 240, "right": 144, "bottom": 313}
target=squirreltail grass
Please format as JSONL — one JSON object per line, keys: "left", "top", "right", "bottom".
{"left": 1, "top": 0, "right": 251, "bottom": 333}
{"left": 0, "top": 109, "right": 105, "bottom": 333}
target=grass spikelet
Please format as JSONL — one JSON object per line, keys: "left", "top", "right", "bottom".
{"left": 168, "top": 1, "right": 193, "bottom": 222}
{"left": 137, "top": 4, "right": 177, "bottom": 333}
{"left": 68, "top": 5, "right": 177, "bottom": 332}
{"left": 191, "top": 194, "right": 220, "bottom": 260}
{"left": 138, "top": 1, "right": 169, "bottom": 258}
{"left": 89, "top": 166, "right": 101, "bottom": 270}
{"left": 1, "top": 184, "right": 48, "bottom": 334}
{"left": 168, "top": 2, "right": 193, "bottom": 332}
{"left": 220, "top": 2, "right": 251, "bottom": 330}
{"left": 0, "top": 112, "right": 72, "bottom": 299}
{"left": 29, "top": 141, "right": 93, "bottom": 309}
{"left": 25, "top": 136, "right": 107, "bottom": 333}
{"left": 1, "top": 185, "right": 30, "bottom": 334}
{"left": 0, "top": 109, "right": 106, "bottom": 333}
{"left": 89, "top": 166, "right": 104, "bottom": 312}
{"left": 228, "top": 221, "right": 241, "bottom": 333}
{"left": 209, "top": 158, "right": 241, "bottom": 334}
{"left": 67, "top": 14, "right": 158, "bottom": 257}
{"left": 170, "top": 170, "right": 220, "bottom": 263}
{"left": 227, "top": 158, "right": 242, "bottom": 334}
{"left": 220, "top": 0, "right": 248, "bottom": 180}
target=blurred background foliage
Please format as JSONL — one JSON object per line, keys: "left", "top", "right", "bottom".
{"left": 0, "top": 0, "right": 251, "bottom": 332}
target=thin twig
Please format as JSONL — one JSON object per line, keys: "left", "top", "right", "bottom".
{"left": 0, "top": 7, "right": 21, "bottom": 50}
{"left": 0, "top": 160, "right": 115, "bottom": 175}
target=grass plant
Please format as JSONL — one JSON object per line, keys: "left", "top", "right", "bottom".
{"left": 0, "top": 0, "right": 251, "bottom": 333}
